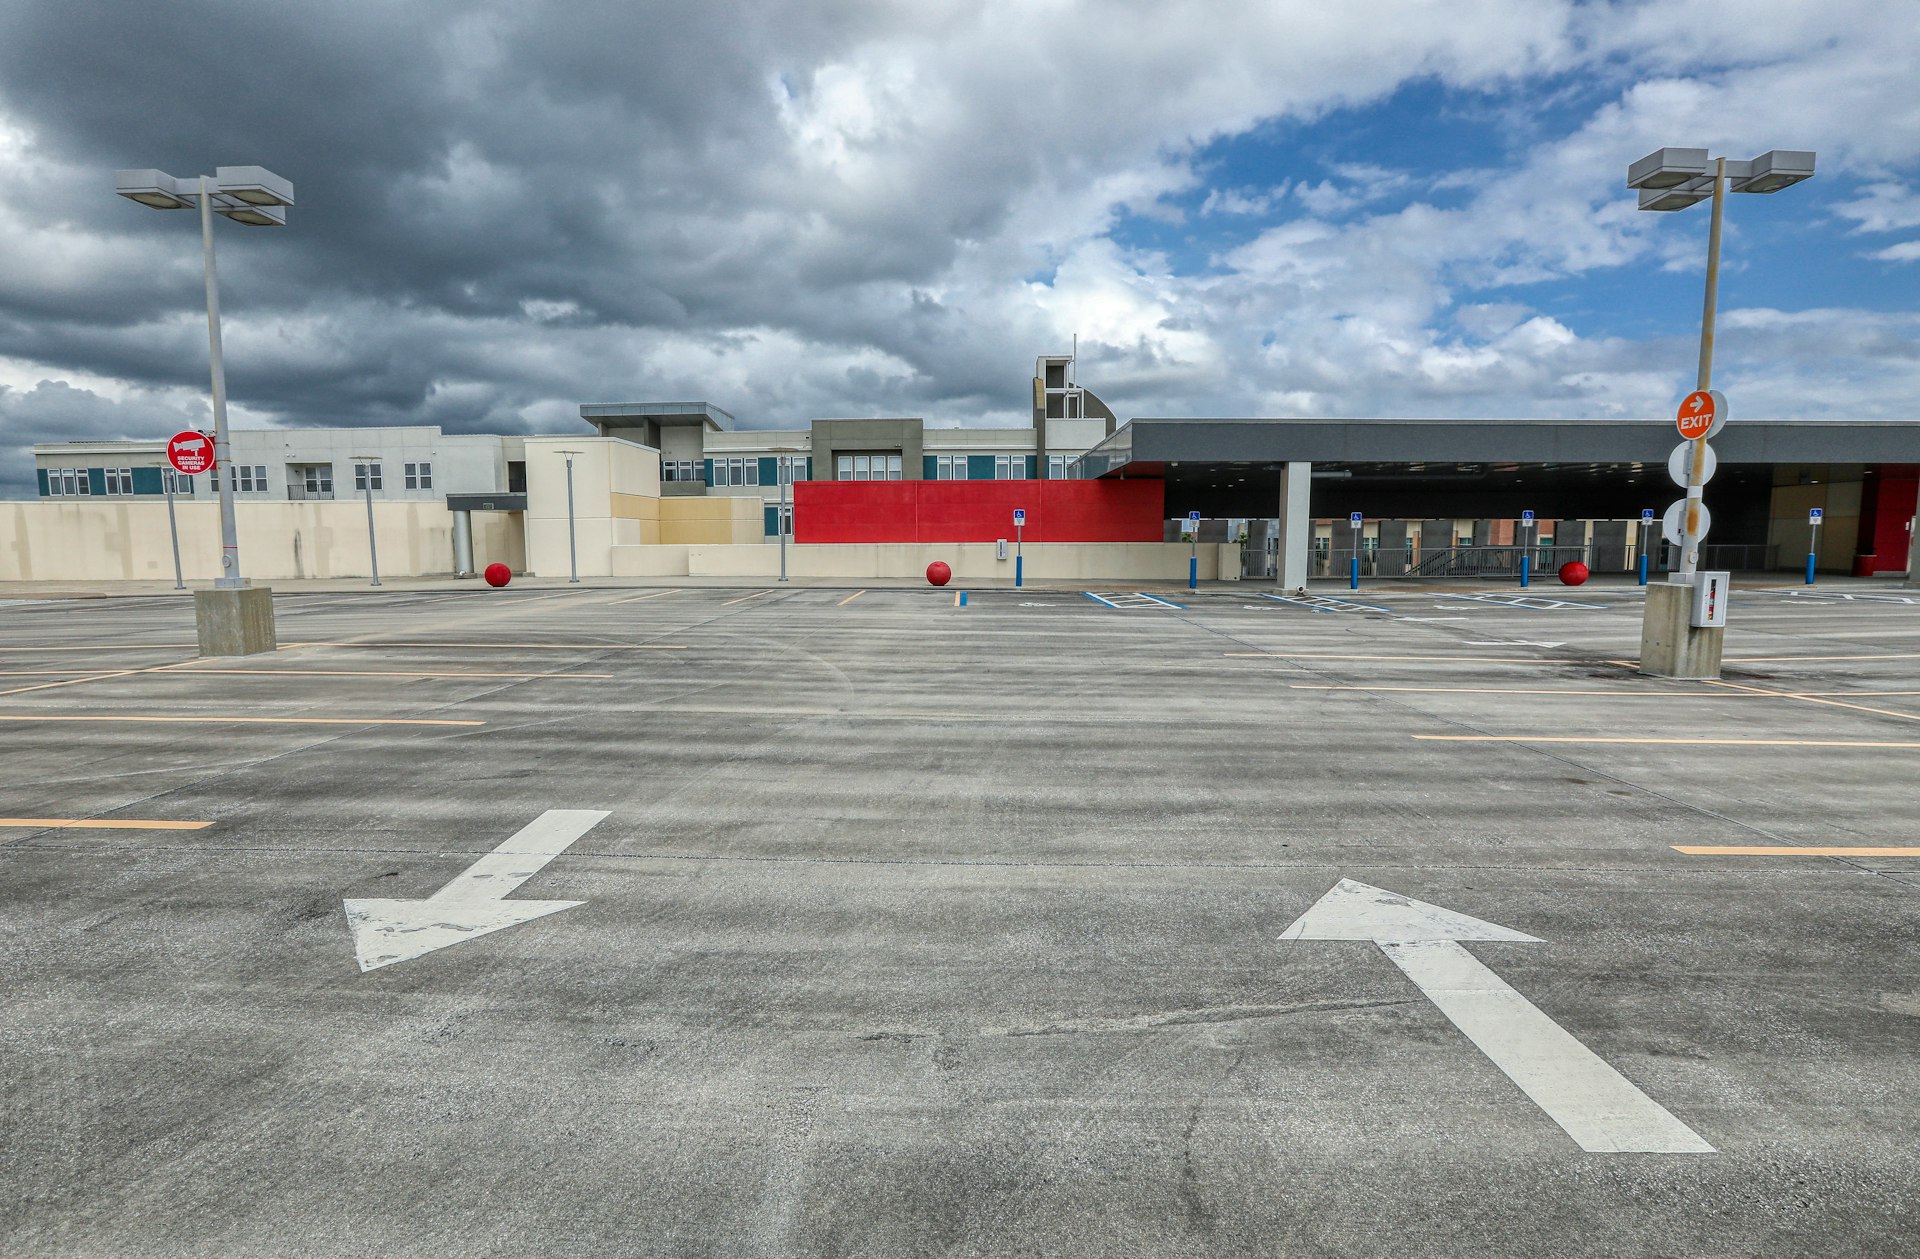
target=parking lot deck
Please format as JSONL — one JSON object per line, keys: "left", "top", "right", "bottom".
{"left": 3, "top": 582, "right": 1917, "bottom": 1256}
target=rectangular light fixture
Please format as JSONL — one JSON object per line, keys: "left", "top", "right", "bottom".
{"left": 114, "top": 169, "right": 192, "bottom": 209}
{"left": 215, "top": 202, "right": 287, "bottom": 226}
{"left": 1734, "top": 149, "right": 1815, "bottom": 194}
{"left": 214, "top": 165, "right": 294, "bottom": 207}
{"left": 1627, "top": 147, "right": 1710, "bottom": 190}
{"left": 1638, "top": 185, "right": 1710, "bottom": 211}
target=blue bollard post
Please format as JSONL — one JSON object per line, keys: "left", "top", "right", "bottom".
{"left": 1188, "top": 555, "right": 1198, "bottom": 591}
{"left": 1805, "top": 553, "right": 1817, "bottom": 585}
{"left": 1638, "top": 554, "right": 1649, "bottom": 586}
{"left": 958, "top": 591, "right": 967, "bottom": 606}
{"left": 1349, "top": 557, "right": 1359, "bottom": 590}
{"left": 1520, "top": 555, "right": 1530, "bottom": 588}
{"left": 1015, "top": 555, "right": 1023, "bottom": 588}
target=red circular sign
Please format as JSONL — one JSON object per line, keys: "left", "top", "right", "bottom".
{"left": 1675, "top": 391, "right": 1722, "bottom": 441}
{"left": 166, "top": 431, "right": 214, "bottom": 475}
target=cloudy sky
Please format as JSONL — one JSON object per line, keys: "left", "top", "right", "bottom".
{"left": 2, "top": 0, "right": 1917, "bottom": 495}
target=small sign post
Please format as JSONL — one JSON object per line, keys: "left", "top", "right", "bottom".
{"left": 1639, "top": 508, "right": 1655, "bottom": 586}
{"left": 1807, "top": 507, "right": 1823, "bottom": 586}
{"left": 163, "top": 431, "right": 214, "bottom": 592}
{"left": 1013, "top": 509, "right": 1025, "bottom": 588}
{"left": 1348, "top": 512, "right": 1363, "bottom": 590}
{"left": 1186, "top": 510, "right": 1201, "bottom": 590}
{"left": 1519, "top": 510, "right": 1535, "bottom": 588}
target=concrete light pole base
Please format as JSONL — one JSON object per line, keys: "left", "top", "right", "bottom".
{"left": 195, "top": 587, "right": 277, "bottom": 657}
{"left": 1639, "top": 582, "right": 1722, "bottom": 678}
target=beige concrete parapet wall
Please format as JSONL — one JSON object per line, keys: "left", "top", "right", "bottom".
{"left": 0, "top": 499, "right": 523, "bottom": 582}
{"left": 608, "top": 541, "right": 1242, "bottom": 581}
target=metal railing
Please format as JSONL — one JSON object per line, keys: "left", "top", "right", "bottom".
{"left": 285, "top": 486, "right": 335, "bottom": 501}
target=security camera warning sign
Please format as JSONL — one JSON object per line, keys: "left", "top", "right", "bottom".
{"left": 167, "top": 431, "right": 214, "bottom": 475}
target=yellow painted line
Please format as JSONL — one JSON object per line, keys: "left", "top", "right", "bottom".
{"left": 837, "top": 590, "right": 866, "bottom": 607}
{"left": 1290, "top": 685, "right": 1737, "bottom": 697}
{"left": 1672, "top": 845, "right": 1920, "bottom": 857}
{"left": 0, "top": 714, "right": 484, "bottom": 727}
{"left": 1724, "top": 653, "right": 1920, "bottom": 663}
{"left": 608, "top": 589, "right": 680, "bottom": 605}
{"left": 1702, "top": 679, "right": 1920, "bottom": 724}
{"left": 0, "top": 670, "right": 144, "bottom": 677}
{"left": 1228, "top": 653, "right": 1577, "bottom": 664}
{"left": 0, "top": 817, "right": 212, "bottom": 831}
{"left": 0, "top": 645, "right": 195, "bottom": 652}
{"left": 721, "top": 590, "right": 777, "bottom": 606}
{"left": 1414, "top": 735, "right": 1920, "bottom": 749}
{"left": 163, "top": 668, "right": 614, "bottom": 679}
{"left": 282, "top": 641, "right": 686, "bottom": 650}
{"left": 0, "top": 670, "right": 149, "bottom": 698}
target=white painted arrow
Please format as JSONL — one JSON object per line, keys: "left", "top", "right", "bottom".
{"left": 343, "top": 809, "right": 610, "bottom": 972}
{"left": 1281, "top": 879, "right": 1714, "bottom": 1153}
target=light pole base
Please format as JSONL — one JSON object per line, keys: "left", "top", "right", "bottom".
{"left": 1638, "top": 583, "right": 1722, "bottom": 679}
{"left": 195, "top": 587, "right": 277, "bottom": 657}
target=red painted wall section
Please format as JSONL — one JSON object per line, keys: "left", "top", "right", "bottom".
{"left": 794, "top": 479, "right": 1165, "bottom": 543}
{"left": 1853, "top": 464, "right": 1919, "bottom": 575}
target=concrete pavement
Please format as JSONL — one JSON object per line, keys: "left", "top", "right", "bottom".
{"left": 2, "top": 581, "right": 1917, "bottom": 1256}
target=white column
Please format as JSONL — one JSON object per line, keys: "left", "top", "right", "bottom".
{"left": 1276, "top": 461, "right": 1311, "bottom": 589}
{"left": 452, "top": 510, "right": 474, "bottom": 576}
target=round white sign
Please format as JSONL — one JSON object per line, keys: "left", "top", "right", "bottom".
{"left": 1667, "top": 441, "right": 1717, "bottom": 488}
{"left": 1661, "top": 498, "right": 1713, "bottom": 545}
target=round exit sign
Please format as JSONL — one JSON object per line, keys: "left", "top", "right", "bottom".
{"left": 1675, "top": 390, "right": 1726, "bottom": 441}
{"left": 167, "top": 430, "right": 214, "bottom": 475}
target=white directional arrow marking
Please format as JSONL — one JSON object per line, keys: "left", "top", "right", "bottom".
{"left": 1281, "top": 879, "right": 1714, "bottom": 1153}
{"left": 343, "top": 809, "right": 610, "bottom": 972}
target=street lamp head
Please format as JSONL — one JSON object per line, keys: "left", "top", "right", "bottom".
{"left": 1733, "top": 149, "right": 1815, "bottom": 193}
{"left": 114, "top": 169, "right": 193, "bottom": 209}
{"left": 1627, "top": 147, "right": 1710, "bottom": 190}
{"left": 1638, "top": 185, "right": 1712, "bottom": 212}
{"left": 215, "top": 202, "right": 287, "bottom": 227}
{"left": 214, "top": 165, "right": 294, "bottom": 207}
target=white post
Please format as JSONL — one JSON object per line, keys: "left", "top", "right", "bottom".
{"left": 1678, "top": 157, "right": 1726, "bottom": 582}
{"left": 198, "top": 177, "right": 244, "bottom": 589}
{"left": 1275, "top": 461, "right": 1312, "bottom": 590}
{"left": 778, "top": 456, "right": 789, "bottom": 582}
{"left": 163, "top": 471, "right": 185, "bottom": 590}
{"left": 360, "top": 463, "right": 381, "bottom": 587}
{"left": 452, "top": 510, "right": 474, "bottom": 577}
{"left": 564, "top": 453, "right": 579, "bottom": 583}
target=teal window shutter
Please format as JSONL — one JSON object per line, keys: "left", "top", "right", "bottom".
{"left": 37, "top": 469, "right": 50, "bottom": 496}
{"left": 923, "top": 455, "right": 937, "bottom": 480}
{"left": 1025, "top": 455, "right": 1037, "bottom": 478}
{"left": 758, "top": 456, "right": 777, "bottom": 486}
{"left": 967, "top": 454, "right": 995, "bottom": 481}
{"left": 763, "top": 506, "right": 778, "bottom": 535}
{"left": 804, "top": 458, "right": 812, "bottom": 480}
{"left": 132, "top": 467, "right": 163, "bottom": 495}
{"left": 87, "top": 468, "right": 106, "bottom": 496}
{"left": 703, "top": 459, "right": 714, "bottom": 487}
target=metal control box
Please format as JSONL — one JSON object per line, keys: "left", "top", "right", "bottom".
{"left": 1690, "top": 570, "right": 1730, "bottom": 628}
{"left": 996, "top": 539, "right": 1009, "bottom": 560}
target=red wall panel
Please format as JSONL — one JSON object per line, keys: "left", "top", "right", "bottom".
{"left": 794, "top": 478, "right": 1164, "bottom": 543}
{"left": 1853, "top": 464, "right": 1919, "bottom": 575}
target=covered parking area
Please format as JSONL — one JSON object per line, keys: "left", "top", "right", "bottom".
{"left": 1071, "top": 418, "right": 1919, "bottom": 584}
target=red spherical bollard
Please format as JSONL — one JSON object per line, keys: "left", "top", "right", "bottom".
{"left": 926, "top": 561, "right": 951, "bottom": 587}
{"left": 484, "top": 562, "right": 512, "bottom": 588}
{"left": 1558, "top": 561, "right": 1590, "bottom": 587}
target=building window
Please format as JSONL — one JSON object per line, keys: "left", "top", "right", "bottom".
{"left": 405, "top": 461, "right": 432, "bottom": 490}
{"left": 710, "top": 456, "right": 758, "bottom": 487}
{"left": 777, "top": 454, "right": 806, "bottom": 485}
{"left": 215, "top": 464, "right": 270, "bottom": 493}
{"left": 354, "top": 462, "right": 383, "bottom": 492}
{"left": 47, "top": 468, "right": 90, "bottom": 496}
{"left": 836, "top": 453, "right": 901, "bottom": 481}
{"left": 662, "top": 458, "right": 702, "bottom": 483}
{"left": 994, "top": 454, "right": 1027, "bottom": 480}
{"left": 934, "top": 455, "right": 967, "bottom": 480}
{"left": 103, "top": 467, "right": 133, "bottom": 495}
{"left": 1047, "top": 454, "right": 1072, "bottom": 479}
{"left": 164, "top": 470, "right": 193, "bottom": 496}
{"left": 282, "top": 464, "right": 329, "bottom": 497}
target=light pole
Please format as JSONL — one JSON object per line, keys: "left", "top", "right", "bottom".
{"left": 117, "top": 167, "right": 293, "bottom": 654}
{"left": 556, "top": 450, "right": 582, "bottom": 583}
{"left": 769, "top": 447, "right": 805, "bottom": 582}
{"left": 353, "top": 456, "right": 382, "bottom": 587}
{"left": 162, "top": 470, "right": 186, "bottom": 591}
{"left": 1626, "top": 147, "right": 1813, "bottom": 676}
{"left": 1626, "top": 148, "right": 1815, "bottom": 579}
